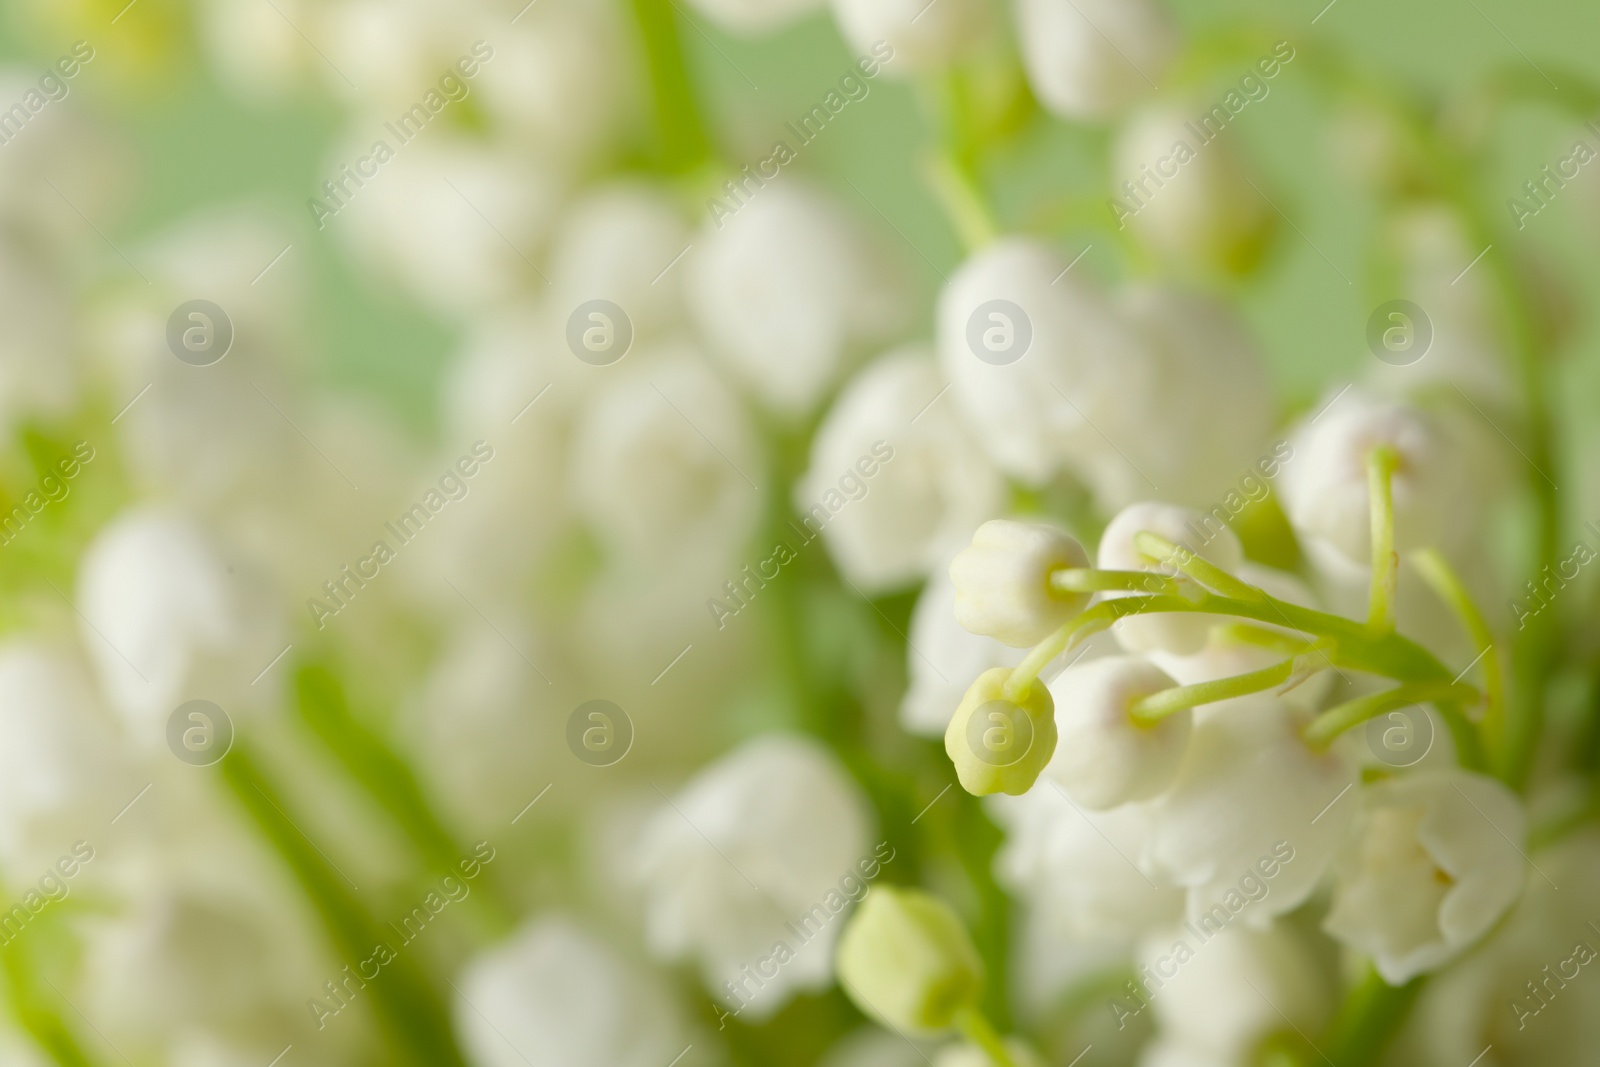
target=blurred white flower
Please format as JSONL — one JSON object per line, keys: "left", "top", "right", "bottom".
{"left": 1279, "top": 387, "right": 1464, "bottom": 568}
{"left": 1144, "top": 696, "right": 1355, "bottom": 927}
{"left": 1090, "top": 286, "right": 1276, "bottom": 509}
{"left": 688, "top": 182, "right": 907, "bottom": 415}
{"left": 935, "top": 1038, "right": 1046, "bottom": 1066}
{"left": 1323, "top": 768, "right": 1527, "bottom": 985}
{"left": 936, "top": 238, "right": 1150, "bottom": 485}
{"left": 1097, "top": 501, "right": 1243, "bottom": 656}
{"left": 76, "top": 508, "right": 239, "bottom": 739}
{"left": 1046, "top": 655, "right": 1189, "bottom": 809}
{"left": 550, "top": 183, "right": 692, "bottom": 343}
{"left": 569, "top": 347, "right": 762, "bottom": 569}
{"left": 335, "top": 134, "right": 562, "bottom": 314}
{"left": 632, "top": 734, "right": 872, "bottom": 1018}
{"left": 1015, "top": 0, "right": 1177, "bottom": 120}
{"left": 1404, "top": 830, "right": 1600, "bottom": 1067}
{"left": 1133, "top": 922, "right": 1326, "bottom": 1065}
{"left": 800, "top": 349, "right": 1004, "bottom": 592}
{"left": 829, "top": 0, "right": 987, "bottom": 74}
{"left": 455, "top": 916, "right": 693, "bottom": 1067}
{"left": 990, "top": 787, "right": 1182, "bottom": 941}
{"left": 901, "top": 566, "right": 1023, "bottom": 737}
{"left": 1110, "top": 104, "right": 1276, "bottom": 275}
{"left": 683, "top": 0, "right": 826, "bottom": 35}
{"left": 950, "top": 519, "right": 1091, "bottom": 647}
{"left": 0, "top": 642, "right": 127, "bottom": 866}
{"left": 0, "top": 244, "right": 74, "bottom": 437}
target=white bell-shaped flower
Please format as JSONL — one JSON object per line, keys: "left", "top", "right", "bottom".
{"left": 455, "top": 917, "right": 693, "bottom": 1067}
{"left": 632, "top": 735, "right": 873, "bottom": 1018}
{"left": 1131, "top": 922, "right": 1327, "bottom": 1064}
{"left": 549, "top": 182, "right": 692, "bottom": 343}
{"left": 1110, "top": 103, "right": 1276, "bottom": 275}
{"left": 1279, "top": 387, "right": 1464, "bottom": 568}
{"left": 1097, "top": 501, "right": 1243, "bottom": 656}
{"left": 1081, "top": 286, "right": 1276, "bottom": 510}
{"left": 688, "top": 182, "right": 906, "bottom": 415}
{"left": 1323, "top": 768, "right": 1527, "bottom": 985}
{"left": 76, "top": 508, "right": 238, "bottom": 739}
{"left": 950, "top": 519, "right": 1092, "bottom": 647}
{"left": 1405, "top": 830, "right": 1600, "bottom": 1067}
{"left": 569, "top": 347, "right": 762, "bottom": 569}
{"left": 1015, "top": 0, "right": 1178, "bottom": 120}
{"left": 989, "top": 787, "right": 1183, "bottom": 942}
{"left": 829, "top": 0, "right": 985, "bottom": 75}
{"left": 0, "top": 642, "right": 128, "bottom": 866}
{"left": 1144, "top": 696, "right": 1356, "bottom": 928}
{"left": 800, "top": 349, "right": 1004, "bottom": 592}
{"left": 1046, "top": 655, "right": 1190, "bottom": 809}
{"left": 936, "top": 238, "right": 1151, "bottom": 485}
{"left": 900, "top": 567, "right": 1023, "bottom": 737}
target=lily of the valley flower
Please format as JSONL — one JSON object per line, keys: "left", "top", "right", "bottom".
{"left": 945, "top": 667, "right": 1058, "bottom": 796}
{"left": 1014, "top": 0, "right": 1178, "bottom": 121}
{"left": 835, "top": 885, "right": 983, "bottom": 1034}
{"left": 1324, "top": 768, "right": 1527, "bottom": 985}
{"left": 1046, "top": 655, "right": 1190, "bottom": 809}
{"left": 950, "top": 519, "right": 1092, "bottom": 647}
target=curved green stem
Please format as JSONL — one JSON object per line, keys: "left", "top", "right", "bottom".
{"left": 1367, "top": 446, "right": 1399, "bottom": 632}
{"left": 1003, "top": 611, "right": 1115, "bottom": 701}
{"left": 1131, "top": 658, "right": 1297, "bottom": 723}
{"left": 1320, "top": 967, "right": 1425, "bottom": 1067}
{"left": 1410, "top": 548, "right": 1505, "bottom": 767}
{"left": 1049, "top": 568, "right": 1184, "bottom": 595}
{"left": 1132, "top": 531, "right": 1264, "bottom": 602}
{"left": 1303, "top": 682, "right": 1477, "bottom": 750}
{"left": 953, "top": 1005, "right": 1020, "bottom": 1067}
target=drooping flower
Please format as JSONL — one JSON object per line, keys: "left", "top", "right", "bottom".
{"left": 799, "top": 349, "right": 1004, "bottom": 593}
{"left": 455, "top": 917, "right": 693, "bottom": 1067}
{"left": 1015, "top": 0, "right": 1178, "bottom": 121}
{"left": 632, "top": 735, "right": 873, "bottom": 1018}
{"left": 945, "top": 667, "right": 1058, "bottom": 796}
{"left": 1046, "top": 654, "right": 1190, "bottom": 810}
{"left": 1323, "top": 768, "right": 1527, "bottom": 984}
{"left": 835, "top": 885, "right": 983, "bottom": 1034}
{"left": 950, "top": 519, "right": 1092, "bottom": 648}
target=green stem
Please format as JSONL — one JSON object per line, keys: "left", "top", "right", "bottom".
{"left": 953, "top": 1005, "right": 1019, "bottom": 1067}
{"left": 1367, "top": 446, "right": 1399, "bottom": 632}
{"left": 924, "top": 153, "right": 997, "bottom": 252}
{"left": 1003, "top": 611, "right": 1115, "bottom": 701}
{"left": 628, "top": 0, "right": 712, "bottom": 172}
{"left": 1410, "top": 549, "right": 1505, "bottom": 767}
{"left": 220, "top": 745, "right": 467, "bottom": 1067}
{"left": 1303, "top": 682, "right": 1477, "bottom": 750}
{"left": 1132, "top": 532, "right": 1264, "bottom": 602}
{"left": 0, "top": 948, "right": 99, "bottom": 1067}
{"left": 292, "top": 663, "right": 514, "bottom": 936}
{"left": 1049, "top": 568, "right": 1184, "bottom": 595}
{"left": 1130, "top": 658, "right": 1297, "bottom": 723}
{"left": 1319, "top": 968, "right": 1425, "bottom": 1067}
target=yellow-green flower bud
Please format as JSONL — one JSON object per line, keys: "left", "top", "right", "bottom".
{"left": 944, "top": 667, "right": 1056, "bottom": 796}
{"left": 835, "top": 886, "right": 984, "bottom": 1034}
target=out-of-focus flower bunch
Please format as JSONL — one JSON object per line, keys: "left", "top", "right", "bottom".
{"left": 0, "top": 0, "right": 1597, "bottom": 1064}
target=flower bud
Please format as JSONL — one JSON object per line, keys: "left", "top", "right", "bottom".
{"left": 1097, "top": 501, "right": 1242, "bottom": 655}
{"left": 1047, "top": 655, "right": 1189, "bottom": 809}
{"left": 945, "top": 667, "right": 1057, "bottom": 796}
{"left": 950, "top": 519, "right": 1091, "bottom": 647}
{"left": 835, "top": 885, "right": 983, "bottom": 1033}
